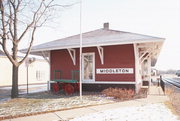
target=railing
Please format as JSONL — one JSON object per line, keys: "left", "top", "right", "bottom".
{"left": 160, "top": 75, "right": 165, "bottom": 94}
{"left": 160, "top": 77, "right": 180, "bottom": 95}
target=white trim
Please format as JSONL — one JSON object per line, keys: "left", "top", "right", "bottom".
{"left": 48, "top": 51, "right": 51, "bottom": 91}
{"left": 140, "top": 53, "right": 151, "bottom": 64}
{"left": 97, "top": 46, "right": 104, "bottom": 64}
{"left": 49, "top": 80, "right": 135, "bottom": 84}
{"left": 82, "top": 81, "right": 136, "bottom": 84}
{"left": 148, "top": 57, "right": 151, "bottom": 86}
{"left": 139, "top": 49, "right": 150, "bottom": 61}
{"left": 27, "top": 39, "right": 164, "bottom": 53}
{"left": 82, "top": 52, "right": 95, "bottom": 82}
{"left": 96, "top": 68, "right": 133, "bottom": 74}
{"left": 67, "top": 48, "right": 76, "bottom": 65}
{"left": 133, "top": 43, "right": 138, "bottom": 93}
{"left": 137, "top": 44, "right": 155, "bottom": 48}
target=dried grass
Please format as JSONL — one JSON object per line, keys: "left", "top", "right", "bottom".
{"left": 165, "top": 87, "right": 180, "bottom": 116}
{"left": 0, "top": 91, "right": 115, "bottom": 120}
{"left": 102, "top": 88, "right": 135, "bottom": 100}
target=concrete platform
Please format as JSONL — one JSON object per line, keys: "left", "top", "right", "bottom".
{"left": 148, "top": 85, "right": 165, "bottom": 95}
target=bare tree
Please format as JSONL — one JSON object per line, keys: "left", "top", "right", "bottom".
{"left": 0, "top": 0, "right": 70, "bottom": 98}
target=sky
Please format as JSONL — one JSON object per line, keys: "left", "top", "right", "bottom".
{"left": 24, "top": 0, "right": 180, "bottom": 71}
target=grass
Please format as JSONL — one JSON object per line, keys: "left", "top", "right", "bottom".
{"left": 0, "top": 91, "right": 115, "bottom": 120}
{"left": 165, "top": 86, "right": 180, "bottom": 117}
{"left": 0, "top": 88, "right": 148, "bottom": 120}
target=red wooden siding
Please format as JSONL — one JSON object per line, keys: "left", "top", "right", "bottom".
{"left": 50, "top": 44, "right": 135, "bottom": 82}
{"left": 50, "top": 49, "right": 79, "bottom": 80}
{"left": 95, "top": 44, "right": 135, "bottom": 82}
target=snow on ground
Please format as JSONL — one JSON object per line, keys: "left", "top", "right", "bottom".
{"left": 0, "top": 92, "right": 115, "bottom": 118}
{"left": 70, "top": 103, "right": 179, "bottom": 121}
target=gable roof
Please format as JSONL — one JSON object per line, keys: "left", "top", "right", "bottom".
{"left": 20, "top": 28, "right": 164, "bottom": 53}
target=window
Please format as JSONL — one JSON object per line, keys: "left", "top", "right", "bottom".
{"left": 36, "top": 70, "right": 45, "bottom": 81}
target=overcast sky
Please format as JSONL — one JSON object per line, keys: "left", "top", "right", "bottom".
{"left": 28, "top": 0, "right": 180, "bottom": 71}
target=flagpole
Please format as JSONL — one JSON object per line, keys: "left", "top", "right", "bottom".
{"left": 79, "top": 0, "right": 83, "bottom": 101}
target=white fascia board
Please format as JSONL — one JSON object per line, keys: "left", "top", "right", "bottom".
{"left": 82, "top": 81, "right": 136, "bottom": 84}
{"left": 49, "top": 80, "right": 136, "bottom": 84}
{"left": 28, "top": 39, "right": 164, "bottom": 53}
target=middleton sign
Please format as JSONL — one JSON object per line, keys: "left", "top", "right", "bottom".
{"left": 96, "top": 68, "right": 134, "bottom": 74}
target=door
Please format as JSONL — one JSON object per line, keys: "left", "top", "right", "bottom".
{"left": 82, "top": 53, "right": 95, "bottom": 82}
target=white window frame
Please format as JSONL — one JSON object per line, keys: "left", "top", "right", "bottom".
{"left": 82, "top": 52, "right": 95, "bottom": 82}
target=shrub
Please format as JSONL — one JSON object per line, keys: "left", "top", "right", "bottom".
{"left": 102, "top": 88, "right": 135, "bottom": 100}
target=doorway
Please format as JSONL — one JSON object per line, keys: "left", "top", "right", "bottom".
{"left": 82, "top": 53, "right": 95, "bottom": 82}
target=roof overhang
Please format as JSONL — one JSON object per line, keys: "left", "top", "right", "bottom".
{"left": 136, "top": 41, "right": 164, "bottom": 66}
{"left": 20, "top": 38, "right": 164, "bottom": 57}
{"left": 20, "top": 27, "right": 165, "bottom": 60}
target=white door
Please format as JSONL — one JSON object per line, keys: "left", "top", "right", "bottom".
{"left": 82, "top": 53, "right": 95, "bottom": 82}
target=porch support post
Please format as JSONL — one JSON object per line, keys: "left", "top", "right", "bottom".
{"left": 148, "top": 57, "right": 152, "bottom": 86}
{"left": 48, "top": 51, "right": 51, "bottom": 91}
{"left": 134, "top": 43, "right": 140, "bottom": 93}
{"left": 97, "top": 46, "right": 104, "bottom": 64}
{"left": 67, "top": 48, "right": 76, "bottom": 65}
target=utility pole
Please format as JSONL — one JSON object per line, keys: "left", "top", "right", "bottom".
{"left": 79, "top": 0, "right": 83, "bottom": 101}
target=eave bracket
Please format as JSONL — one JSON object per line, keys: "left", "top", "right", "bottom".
{"left": 41, "top": 51, "right": 50, "bottom": 64}
{"left": 67, "top": 48, "right": 76, "bottom": 65}
{"left": 97, "top": 46, "right": 104, "bottom": 64}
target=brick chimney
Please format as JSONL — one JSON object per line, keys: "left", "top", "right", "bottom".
{"left": 103, "top": 22, "right": 109, "bottom": 30}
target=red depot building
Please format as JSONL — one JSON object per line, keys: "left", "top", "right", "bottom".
{"left": 21, "top": 23, "right": 164, "bottom": 94}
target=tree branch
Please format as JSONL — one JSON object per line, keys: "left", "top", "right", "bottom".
{"left": 0, "top": 1, "right": 6, "bottom": 35}
{"left": 18, "top": 26, "right": 36, "bottom": 65}
{"left": 48, "top": 3, "right": 77, "bottom": 8}
{"left": 0, "top": 1, "right": 18, "bottom": 66}
{"left": 9, "top": 0, "right": 16, "bottom": 10}
{"left": 12, "top": 2, "right": 18, "bottom": 42}
{"left": 34, "top": 0, "right": 55, "bottom": 27}
{"left": 2, "top": 43, "right": 18, "bottom": 66}
{"left": 8, "top": 2, "right": 14, "bottom": 38}
{"left": 1, "top": 0, "right": 70, "bottom": 67}
{"left": 18, "top": 0, "right": 44, "bottom": 42}
{"left": 16, "top": 0, "right": 22, "bottom": 11}
{"left": 18, "top": 0, "right": 55, "bottom": 65}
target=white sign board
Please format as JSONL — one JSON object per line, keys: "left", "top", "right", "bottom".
{"left": 96, "top": 68, "right": 134, "bottom": 74}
